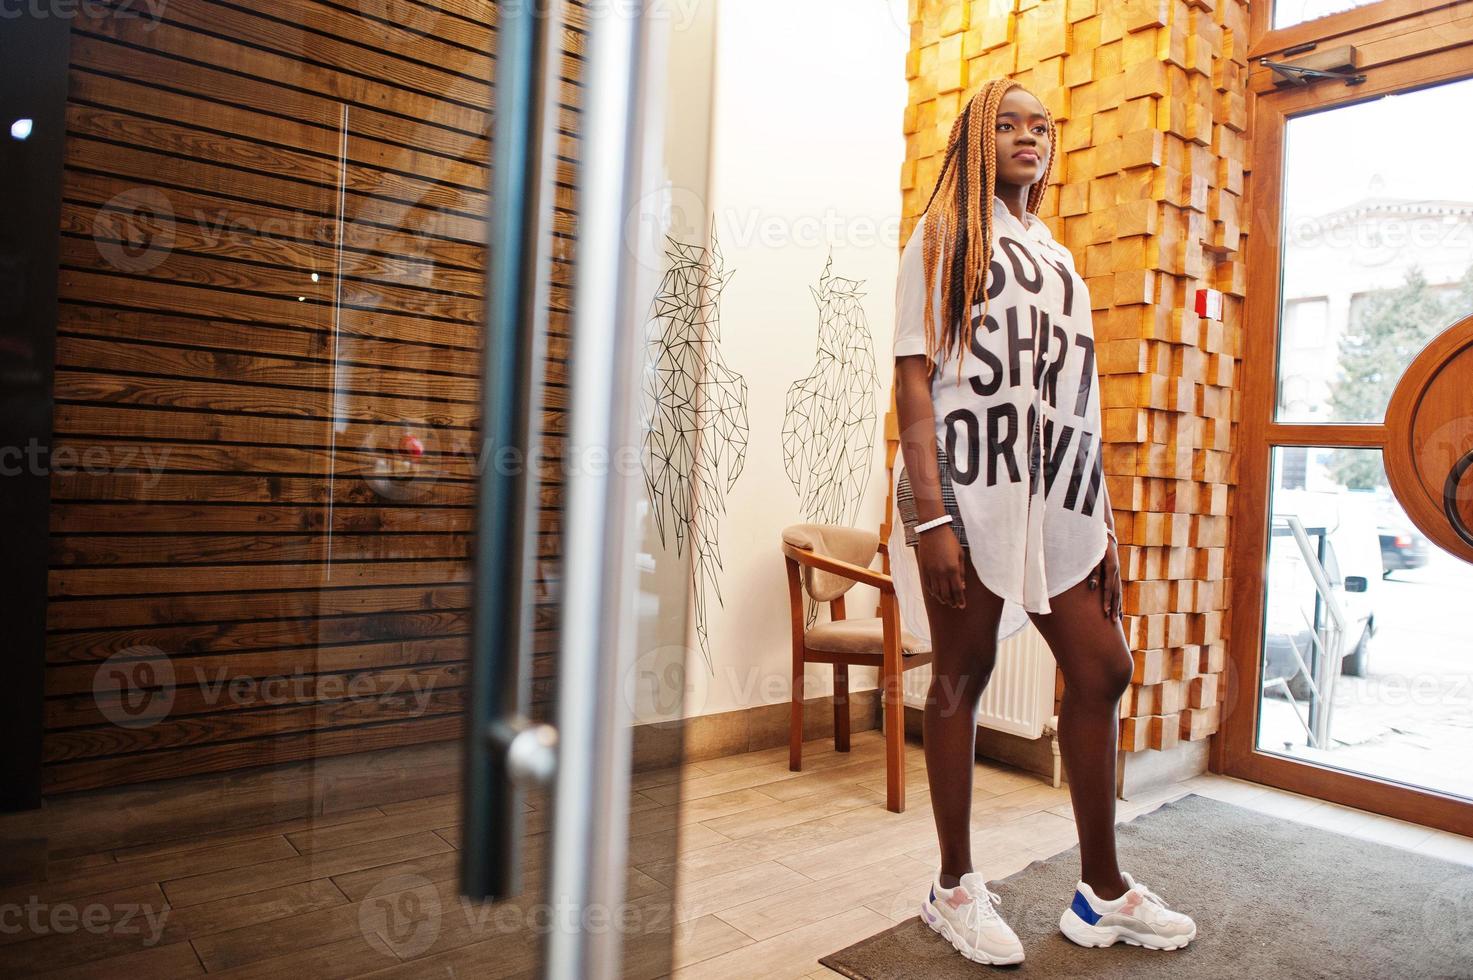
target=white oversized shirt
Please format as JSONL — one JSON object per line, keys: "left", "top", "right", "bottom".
{"left": 888, "top": 196, "right": 1108, "bottom": 644}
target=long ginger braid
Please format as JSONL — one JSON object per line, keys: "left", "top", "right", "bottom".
{"left": 918, "top": 79, "right": 1058, "bottom": 386}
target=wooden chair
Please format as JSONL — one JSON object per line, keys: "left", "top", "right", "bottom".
{"left": 780, "top": 523, "right": 933, "bottom": 812}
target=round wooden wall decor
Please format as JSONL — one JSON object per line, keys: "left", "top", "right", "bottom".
{"left": 1384, "top": 313, "right": 1473, "bottom": 563}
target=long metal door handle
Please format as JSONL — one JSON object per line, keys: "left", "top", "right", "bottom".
{"left": 461, "top": 0, "right": 563, "bottom": 903}
{"left": 463, "top": 2, "right": 655, "bottom": 976}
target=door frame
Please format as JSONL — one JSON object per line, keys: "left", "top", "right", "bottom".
{"left": 1216, "top": 42, "right": 1473, "bottom": 836}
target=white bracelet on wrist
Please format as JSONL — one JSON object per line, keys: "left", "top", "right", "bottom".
{"left": 914, "top": 513, "right": 954, "bottom": 534}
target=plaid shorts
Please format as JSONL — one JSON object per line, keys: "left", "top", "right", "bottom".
{"left": 896, "top": 444, "right": 969, "bottom": 549}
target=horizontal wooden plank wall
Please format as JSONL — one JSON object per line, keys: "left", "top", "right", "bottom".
{"left": 890, "top": 0, "right": 1249, "bottom": 754}
{"left": 44, "top": 0, "right": 583, "bottom": 793}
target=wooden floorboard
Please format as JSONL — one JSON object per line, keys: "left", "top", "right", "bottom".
{"left": 1, "top": 729, "right": 1466, "bottom": 978}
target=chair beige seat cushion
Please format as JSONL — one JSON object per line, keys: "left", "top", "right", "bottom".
{"left": 804, "top": 617, "right": 930, "bottom": 656}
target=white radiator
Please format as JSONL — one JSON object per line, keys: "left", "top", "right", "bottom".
{"left": 901, "top": 621, "right": 1057, "bottom": 739}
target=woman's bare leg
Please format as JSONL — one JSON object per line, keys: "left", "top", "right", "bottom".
{"left": 920, "top": 552, "right": 1006, "bottom": 889}
{"left": 1027, "top": 574, "right": 1135, "bottom": 900}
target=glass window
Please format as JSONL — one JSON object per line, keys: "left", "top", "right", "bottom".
{"left": 1257, "top": 447, "right": 1473, "bottom": 801}
{"left": 1273, "top": 0, "right": 1381, "bottom": 30}
{"left": 1274, "top": 77, "right": 1473, "bottom": 423}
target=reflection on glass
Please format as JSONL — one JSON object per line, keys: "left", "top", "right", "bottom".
{"left": 1257, "top": 447, "right": 1473, "bottom": 801}
{"left": 1274, "top": 76, "right": 1473, "bottom": 423}
{"left": 24, "top": 4, "right": 688, "bottom": 973}
{"left": 1272, "top": 0, "right": 1380, "bottom": 29}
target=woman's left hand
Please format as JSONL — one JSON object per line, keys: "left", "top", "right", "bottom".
{"left": 1091, "top": 537, "right": 1122, "bottom": 622}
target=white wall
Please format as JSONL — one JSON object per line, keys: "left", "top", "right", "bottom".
{"left": 673, "top": 0, "right": 911, "bottom": 718}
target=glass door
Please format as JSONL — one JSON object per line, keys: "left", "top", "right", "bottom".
{"left": 1225, "top": 35, "right": 1473, "bottom": 833}
{"left": 0, "top": 2, "right": 690, "bottom": 977}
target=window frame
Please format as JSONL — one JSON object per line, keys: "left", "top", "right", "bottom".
{"left": 1250, "top": 0, "right": 1470, "bottom": 62}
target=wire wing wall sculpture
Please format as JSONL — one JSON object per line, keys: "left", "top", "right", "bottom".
{"left": 782, "top": 255, "right": 879, "bottom": 627}
{"left": 640, "top": 226, "right": 750, "bottom": 675}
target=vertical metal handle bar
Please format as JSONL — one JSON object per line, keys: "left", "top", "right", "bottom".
{"left": 544, "top": 1, "right": 653, "bottom": 977}
{"left": 462, "top": 0, "right": 562, "bottom": 902}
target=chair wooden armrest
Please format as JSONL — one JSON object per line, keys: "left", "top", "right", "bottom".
{"left": 782, "top": 525, "right": 916, "bottom": 814}
{"left": 779, "top": 541, "right": 894, "bottom": 593}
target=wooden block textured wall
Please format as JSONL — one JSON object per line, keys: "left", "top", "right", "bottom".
{"left": 886, "top": 0, "right": 1252, "bottom": 752}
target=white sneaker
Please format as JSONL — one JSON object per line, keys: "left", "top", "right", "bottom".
{"left": 1058, "top": 871, "right": 1197, "bottom": 950}
{"left": 920, "top": 870, "right": 1025, "bottom": 965}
